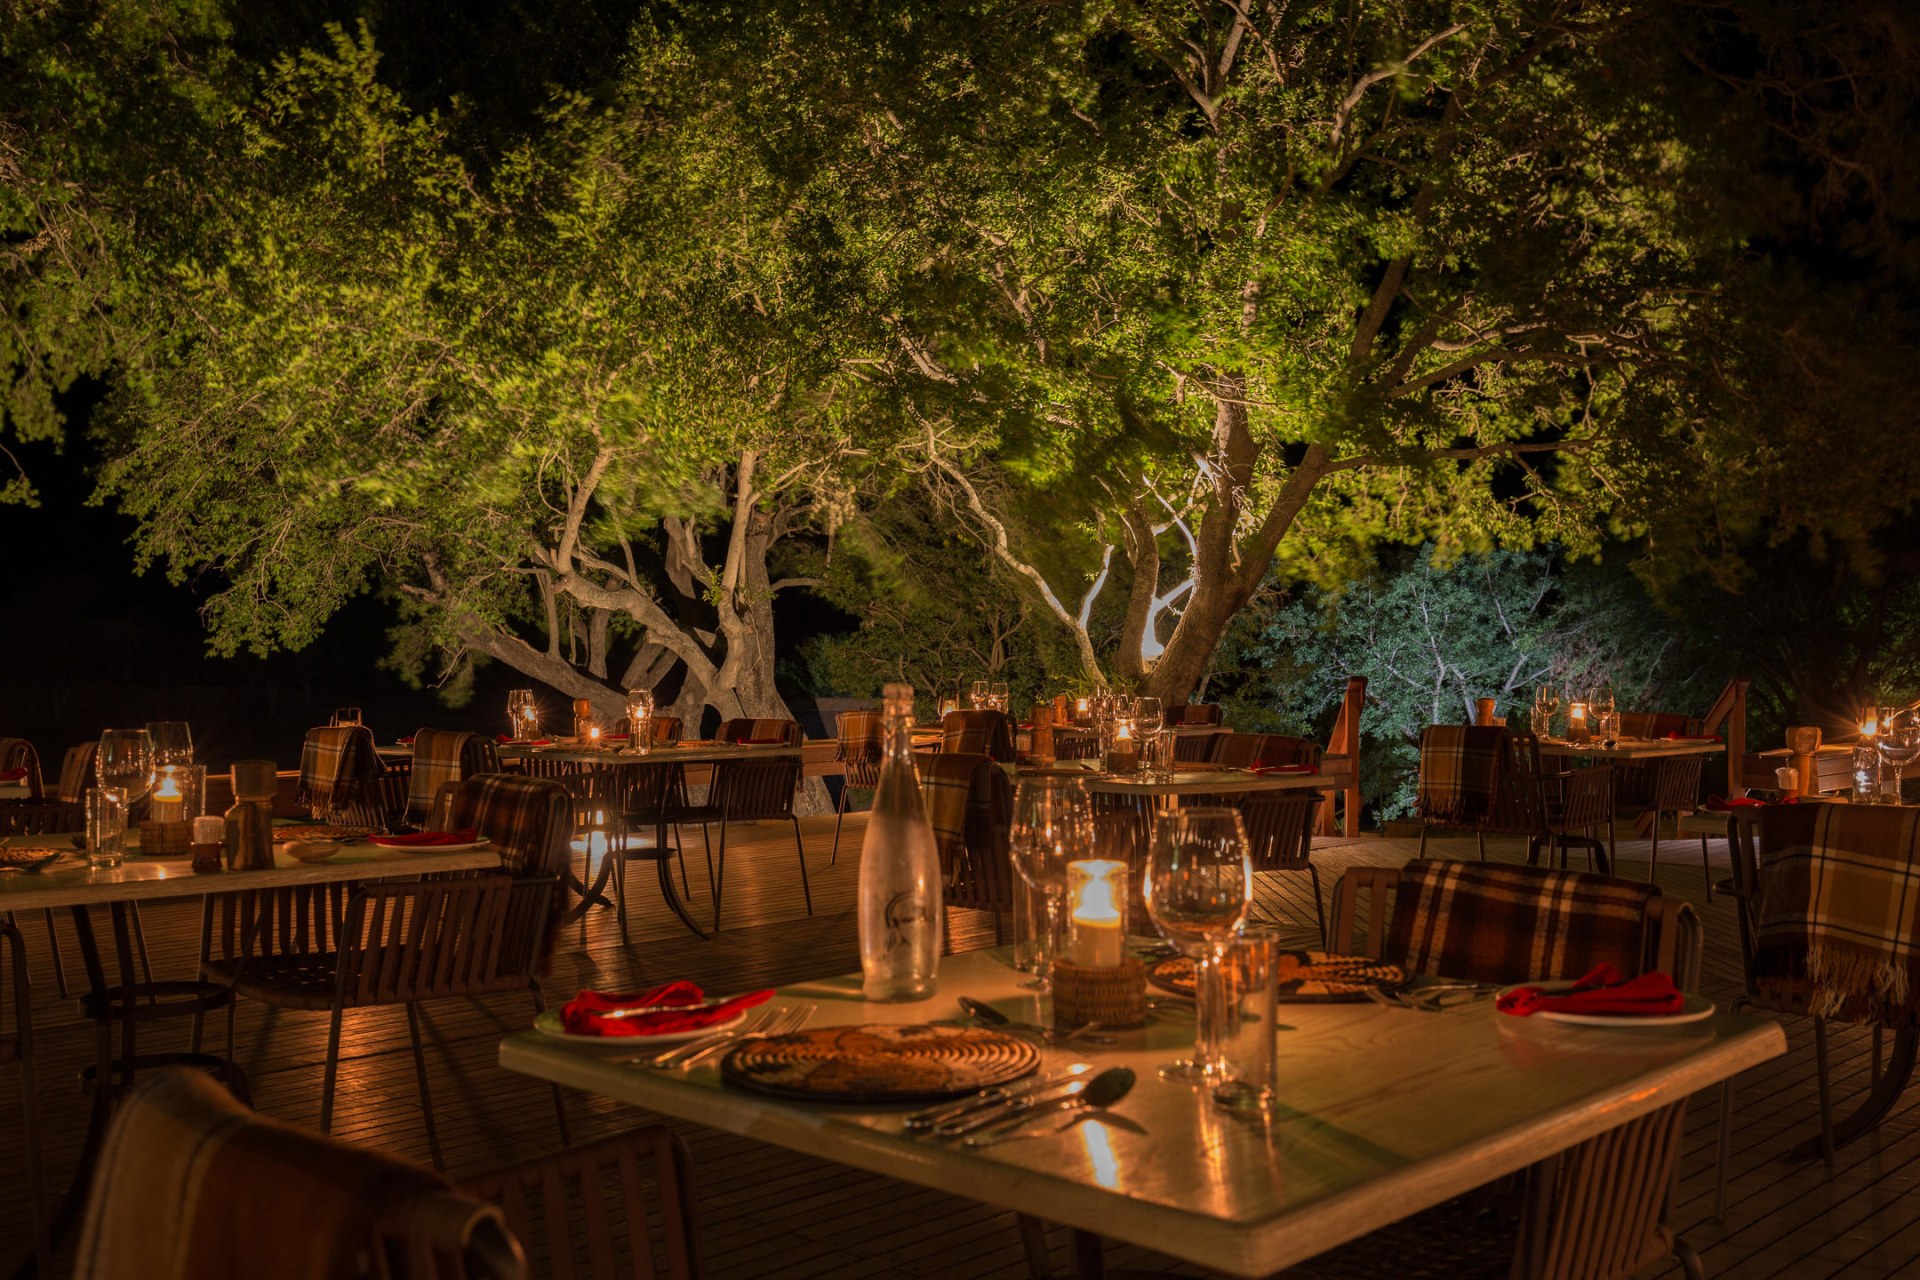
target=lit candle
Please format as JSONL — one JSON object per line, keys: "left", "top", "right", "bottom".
{"left": 1567, "top": 702, "right": 1589, "bottom": 741}
{"left": 1114, "top": 719, "right": 1132, "bottom": 743}
{"left": 588, "top": 725, "right": 602, "bottom": 747}
{"left": 1076, "top": 697, "right": 1089, "bottom": 714}
{"left": 151, "top": 766, "right": 185, "bottom": 822}
{"left": 1067, "top": 860, "right": 1127, "bottom": 967}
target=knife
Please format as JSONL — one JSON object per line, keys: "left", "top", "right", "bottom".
{"left": 959, "top": 996, "right": 1117, "bottom": 1046}
{"left": 903, "top": 1065, "right": 1091, "bottom": 1133}
{"left": 934, "top": 1075, "right": 1100, "bottom": 1137}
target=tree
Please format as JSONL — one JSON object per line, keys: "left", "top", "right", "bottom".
{"left": 794, "top": 0, "right": 1920, "bottom": 700}
{"left": 90, "top": 22, "right": 894, "bottom": 731}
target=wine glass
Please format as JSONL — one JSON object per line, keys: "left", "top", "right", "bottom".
{"left": 1533, "top": 684, "right": 1561, "bottom": 738}
{"left": 989, "top": 680, "right": 1010, "bottom": 712}
{"left": 1145, "top": 806, "right": 1252, "bottom": 1085}
{"left": 144, "top": 721, "right": 193, "bottom": 767}
{"left": 97, "top": 729, "right": 156, "bottom": 807}
{"left": 1591, "top": 684, "right": 1617, "bottom": 744}
{"left": 1876, "top": 707, "right": 1920, "bottom": 806}
{"left": 1009, "top": 777, "right": 1095, "bottom": 989}
{"left": 970, "top": 679, "right": 990, "bottom": 711}
{"left": 507, "top": 689, "right": 531, "bottom": 736}
{"left": 1135, "top": 697, "right": 1165, "bottom": 778}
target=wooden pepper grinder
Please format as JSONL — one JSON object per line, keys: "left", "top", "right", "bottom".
{"left": 572, "top": 697, "right": 595, "bottom": 741}
{"left": 224, "top": 759, "right": 277, "bottom": 871}
{"left": 1785, "top": 725, "right": 1823, "bottom": 799}
{"left": 1030, "top": 705, "right": 1055, "bottom": 765}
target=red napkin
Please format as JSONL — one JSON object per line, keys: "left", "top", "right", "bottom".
{"left": 1703, "top": 794, "right": 1789, "bottom": 811}
{"left": 369, "top": 829, "right": 479, "bottom": 848}
{"left": 1497, "top": 964, "right": 1686, "bottom": 1018}
{"left": 1664, "top": 733, "right": 1723, "bottom": 742}
{"left": 0, "top": 768, "right": 26, "bottom": 783}
{"left": 1248, "top": 763, "right": 1317, "bottom": 775}
{"left": 742, "top": 737, "right": 788, "bottom": 745}
{"left": 559, "top": 982, "right": 774, "bottom": 1038}
{"left": 605, "top": 733, "right": 630, "bottom": 741}
{"left": 397, "top": 736, "right": 415, "bottom": 745}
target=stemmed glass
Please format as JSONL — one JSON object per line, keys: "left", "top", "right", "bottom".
{"left": 1876, "top": 707, "right": 1920, "bottom": 806}
{"left": 626, "top": 687, "right": 655, "bottom": 752}
{"left": 989, "top": 680, "right": 1010, "bottom": 713}
{"left": 1145, "top": 806, "right": 1252, "bottom": 1085}
{"left": 1009, "top": 777, "right": 1095, "bottom": 990}
{"left": 1591, "top": 684, "right": 1617, "bottom": 744}
{"left": 1532, "top": 684, "right": 1561, "bottom": 738}
{"left": 144, "top": 721, "right": 193, "bottom": 768}
{"left": 96, "top": 729, "right": 155, "bottom": 861}
{"left": 1135, "top": 697, "right": 1165, "bottom": 779}
{"left": 970, "top": 680, "right": 990, "bottom": 711}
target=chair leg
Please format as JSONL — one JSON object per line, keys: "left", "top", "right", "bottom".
{"left": 1475, "top": 830, "right": 1486, "bottom": 862}
{"left": 831, "top": 784, "right": 849, "bottom": 867}
{"left": 1417, "top": 825, "right": 1429, "bottom": 857}
{"left": 530, "top": 986, "right": 572, "bottom": 1148}
{"left": 42, "top": 908, "right": 70, "bottom": 999}
{"left": 613, "top": 843, "right": 629, "bottom": 937}
{"left": 792, "top": 817, "right": 813, "bottom": 917}
{"left": 319, "top": 1004, "right": 347, "bottom": 1134}
{"left": 1814, "top": 1016, "right": 1837, "bottom": 1168}
{"left": 406, "top": 1002, "right": 444, "bottom": 1170}
{"left": 8, "top": 927, "right": 49, "bottom": 1272}
{"left": 1700, "top": 835, "right": 1715, "bottom": 902}
{"left": 1649, "top": 812, "right": 1661, "bottom": 882}
{"left": 1713, "top": 1076, "right": 1735, "bottom": 1221}
{"left": 1308, "top": 863, "right": 1328, "bottom": 950}
{"left": 712, "top": 818, "right": 731, "bottom": 933}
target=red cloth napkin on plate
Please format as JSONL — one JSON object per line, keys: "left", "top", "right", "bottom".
{"left": 397, "top": 736, "right": 415, "bottom": 745}
{"left": 1497, "top": 964, "right": 1686, "bottom": 1018}
{"left": 1703, "top": 794, "right": 1790, "bottom": 811}
{"left": 560, "top": 982, "right": 774, "bottom": 1037}
{"left": 0, "top": 768, "right": 26, "bottom": 783}
{"left": 1664, "top": 733, "right": 1723, "bottom": 742}
{"left": 1247, "top": 763, "right": 1317, "bottom": 775}
{"left": 370, "top": 829, "right": 479, "bottom": 848}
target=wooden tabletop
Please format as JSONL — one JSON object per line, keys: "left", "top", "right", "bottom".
{"left": 499, "top": 949, "right": 1781, "bottom": 1278}
{"left": 0, "top": 840, "right": 500, "bottom": 910}
{"left": 493, "top": 741, "right": 803, "bottom": 766}
{"left": 1537, "top": 737, "right": 1726, "bottom": 761}
{"left": 1010, "top": 762, "right": 1324, "bottom": 797}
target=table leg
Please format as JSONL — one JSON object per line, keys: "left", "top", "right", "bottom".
{"left": 563, "top": 853, "right": 616, "bottom": 923}
{"left": 1789, "top": 1024, "right": 1919, "bottom": 1159}
{"left": 655, "top": 813, "right": 708, "bottom": 940}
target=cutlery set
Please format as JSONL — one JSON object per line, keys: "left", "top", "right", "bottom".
{"left": 1363, "top": 983, "right": 1499, "bottom": 1013}
{"left": 903, "top": 1066, "right": 1137, "bottom": 1147}
{"left": 630, "top": 1003, "right": 817, "bottom": 1069}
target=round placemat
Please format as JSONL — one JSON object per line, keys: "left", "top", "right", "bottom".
{"left": 721, "top": 1024, "right": 1041, "bottom": 1104}
{"left": 271, "top": 824, "right": 372, "bottom": 843}
{"left": 1148, "top": 950, "right": 1411, "bottom": 1004}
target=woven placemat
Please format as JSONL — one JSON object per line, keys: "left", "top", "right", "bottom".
{"left": 1148, "top": 950, "right": 1411, "bottom": 1004}
{"left": 271, "top": 824, "right": 372, "bottom": 842}
{"left": 721, "top": 1024, "right": 1040, "bottom": 1104}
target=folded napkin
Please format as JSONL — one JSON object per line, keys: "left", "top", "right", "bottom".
{"left": 0, "top": 767, "right": 25, "bottom": 783}
{"left": 397, "top": 737, "right": 415, "bottom": 745}
{"left": 1248, "top": 763, "right": 1317, "bottom": 775}
{"left": 1704, "top": 794, "right": 1788, "bottom": 811}
{"left": 1497, "top": 963, "right": 1686, "bottom": 1018}
{"left": 605, "top": 733, "right": 630, "bottom": 741}
{"left": 1664, "top": 733, "right": 1723, "bottom": 742}
{"left": 560, "top": 982, "right": 774, "bottom": 1038}
{"left": 369, "top": 829, "right": 479, "bottom": 848}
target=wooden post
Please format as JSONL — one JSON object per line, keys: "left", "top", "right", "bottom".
{"left": 1317, "top": 677, "right": 1367, "bottom": 837}
{"left": 1699, "top": 677, "right": 1751, "bottom": 798}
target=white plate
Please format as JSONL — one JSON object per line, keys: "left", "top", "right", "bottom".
{"left": 364, "top": 836, "right": 492, "bottom": 854}
{"left": 532, "top": 1006, "right": 746, "bottom": 1047}
{"left": 1500, "top": 984, "right": 1716, "bottom": 1027}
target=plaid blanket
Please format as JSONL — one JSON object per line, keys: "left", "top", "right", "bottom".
{"left": 942, "top": 711, "right": 1015, "bottom": 763}
{"left": 75, "top": 1067, "right": 482, "bottom": 1280}
{"left": 1754, "top": 803, "right": 1920, "bottom": 1024}
{"left": 1385, "top": 858, "right": 1658, "bottom": 986}
{"left": 1416, "top": 725, "right": 1508, "bottom": 827}
{"left": 717, "top": 717, "right": 800, "bottom": 746}
{"left": 404, "top": 729, "right": 501, "bottom": 827}
{"left": 296, "top": 726, "right": 383, "bottom": 823}
{"left": 918, "top": 750, "right": 1005, "bottom": 881}
{"left": 0, "top": 738, "right": 43, "bottom": 800}
{"left": 430, "top": 773, "right": 572, "bottom": 973}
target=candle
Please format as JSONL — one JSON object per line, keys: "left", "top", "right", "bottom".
{"left": 1567, "top": 702, "right": 1589, "bottom": 741}
{"left": 588, "top": 725, "right": 602, "bottom": 748}
{"left": 151, "top": 766, "right": 185, "bottom": 823}
{"left": 1066, "top": 860, "right": 1127, "bottom": 967}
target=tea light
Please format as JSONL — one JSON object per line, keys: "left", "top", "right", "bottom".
{"left": 1567, "top": 702, "right": 1589, "bottom": 741}
{"left": 1066, "top": 860, "right": 1127, "bottom": 967}
{"left": 151, "top": 766, "right": 185, "bottom": 822}
{"left": 588, "top": 725, "right": 602, "bottom": 748}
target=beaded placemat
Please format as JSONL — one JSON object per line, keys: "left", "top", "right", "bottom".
{"left": 721, "top": 1024, "right": 1040, "bottom": 1103}
{"left": 1148, "top": 950, "right": 1411, "bottom": 1004}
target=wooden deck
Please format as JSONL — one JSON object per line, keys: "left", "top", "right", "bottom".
{"left": 1, "top": 817, "right": 1915, "bottom": 1278}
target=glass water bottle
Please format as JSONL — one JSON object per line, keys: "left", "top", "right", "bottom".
{"left": 858, "top": 683, "right": 943, "bottom": 1001}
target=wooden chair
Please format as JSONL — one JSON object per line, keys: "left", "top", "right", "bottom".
{"left": 1636, "top": 755, "right": 1706, "bottom": 891}
{"left": 830, "top": 709, "right": 884, "bottom": 865}
{"left": 75, "top": 1068, "right": 519, "bottom": 1280}
{"left": 464, "top": 1126, "right": 701, "bottom": 1280}
{"left": 0, "top": 919, "right": 48, "bottom": 1275}
{"left": 1504, "top": 730, "right": 1616, "bottom": 875}
{"left": 0, "top": 737, "right": 45, "bottom": 800}
{"left": 1315, "top": 676, "right": 1368, "bottom": 838}
{"left": 1238, "top": 792, "right": 1326, "bottom": 947}
{"left": 1211, "top": 733, "right": 1322, "bottom": 771}
{"left": 927, "top": 752, "right": 1015, "bottom": 945}
{"left": 55, "top": 740, "right": 97, "bottom": 804}
{"left": 940, "top": 710, "right": 1017, "bottom": 763}
{"left": 404, "top": 729, "right": 502, "bottom": 828}
{"left": 297, "top": 724, "right": 398, "bottom": 830}
{"left": 682, "top": 719, "right": 808, "bottom": 932}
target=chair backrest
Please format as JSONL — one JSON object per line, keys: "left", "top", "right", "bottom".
{"left": 337, "top": 876, "right": 528, "bottom": 1006}
{"left": 1648, "top": 754, "right": 1704, "bottom": 812}
{"left": 463, "top": 1126, "right": 699, "bottom": 1280}
{"left": 0, "top": 737, "right": 44, "bottom": 800}
{"left": 1238, "top": 792, "right": 1321, "bottom": 872}
{"left": 431, "top": 775, "right": 573, "bottom": 974}
{"left": 711, "top": 755, "right": 803, "bottom": 823}
{"left": 920, "top": 751, "right": 1012, "bottom": 895}
{"left": 407, "top": 730, "right": 504, "bottom": 827}
{"left": 1618, "top": 711, "right": 1700, "bottom": 740}
{"left": 57, "top": 741, "right": 98, "bottom": 805}
{"left": 1168, "top": 704, "right": 1223, "bottom": 727}
{"left": 714, "top": 718, "right": 802, "bottom": 747}
{"left": 75, "top": 1068, "right": 517, "bottom": 1280}
{"left": 1210, "top": 733, "right": 1320, "bottom": 770}
{"left": 202, "top": 882, "right": 351, "bottom": 965}
{"left": 298, "top": 725, "right": 389, "bottom": 828}
{"left": 1330, "top": 859, "right": 1700, "bottom": 991}
{"left": 647, "top": 715, "right": 684, "bottom": 745}
{"left": 1415, "top": 724, "right": 1509, "bottom": 829}
{"left": 940, "top": 711, "right": 1016, "bottom": 763}
{"left": 836, "top": 710, "right": 885, "bottom": 789}
{"left": 0, "top": 801, "right": 82, "bottom": 836}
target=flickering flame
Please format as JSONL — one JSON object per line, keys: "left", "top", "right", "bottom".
{"left": 154, "top": 768, "right": 183, "bottom": 800}
{"left": 1069, "top": 860, "right": 1125, "bottom": 926}
{"left": 1114, "top": 719, "right": 1133, "bottom": 742}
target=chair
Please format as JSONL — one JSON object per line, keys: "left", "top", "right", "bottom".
{"left": 1238, "top": 792, "right": 1326, "bottom": 947}
{"left": 940, "top": 710, "right": 1016, "bottom": 763}
{"left": 297, "top": 724, "right": 397, "bottom": 829}
{"left": 464, "top": 1126, "right": 701, "bottom": 1280}
{"left": 1635, "top": 755, "right": 1706, "bottom": 891}
{"left": 924, "top": 752, "right": 1014, "bottom": 944}
{"left": 1211, "top": 733, "right": 1321, "bottom": 771}
{"left": 1504, "top": 730, "right": 1616, "bottom": 874}
{"left": 404, "top": 729, "right": 502, "bottom": 828}
{"left": 1167, "top": 704, "right": 1223, "bottom": 726}
{"left": 681, "top": 718, "right": 808, "bottom": 932}
{"left": 1, "top": 919, "right": 48, "bottom": 1275}
{"left": 830, "top": 709, "right": 884, "bottom": 865}
{"left": 1411, "top": 724, "right": 1512, "bottom": 860}
{"left": 210, "top": 776, "right": 574, "bottom": 1169}
{"left": 74, "top": 1067, "right": 519, "bottom": 1280}
{"left": 55, "top": 740, "right": 97, "bottom": 804}
{"left": 0, "top": 737, "right": 45, "bottom": 800}
{"left": 0, "top": 783, "right": 86, "bottom": 995}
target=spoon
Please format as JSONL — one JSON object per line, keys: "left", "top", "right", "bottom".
{"left": 959, "top": 996, "right": 1116, "bottom": 1046}
{"left": 962, "top": 1067, "right": 1136, "bottom": 1147}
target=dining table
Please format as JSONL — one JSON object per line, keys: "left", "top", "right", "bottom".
{"left": 499, "top": 948, "right": 1784, "bottom": 1279}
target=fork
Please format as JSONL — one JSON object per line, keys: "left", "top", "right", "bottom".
{"left": 673, "top": 1002, "right": 815, "bottom": 1068}
{"left": 632, "top": 1006, "right": 781, "bottom": 1068}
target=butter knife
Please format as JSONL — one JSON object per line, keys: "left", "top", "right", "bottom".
{"left": 903, "top": 1065, "right": 1090, "bottom": 1133}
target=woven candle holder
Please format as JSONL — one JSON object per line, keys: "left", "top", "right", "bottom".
{"left": 1104, "top": 747, "right": 1140, "bottom": 775}
{"left": 1051, "top": 957, "right": 1147, "bottom": 1030}
{"left": 138, "top": 820, "right": 192, "bottom": 857}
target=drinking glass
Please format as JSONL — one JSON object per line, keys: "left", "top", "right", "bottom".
{"left": 96, "top": 729, "right": 155, "bottom": 807}
{"left": 971, "top": 679, "right": 990, "bottom": 711}
{"left": 86, "top": 788, "right": 127, "bottom": 870}
{"left": 989, "top": 680, "right": 1009, "bottom": 712}
{"left": 1876, "top": 708, "right": 1920, "bottom": 806}
{"left": 1135, "top": 697, "right": 1165, "bottom": 778}
{"left": 626, "top": 688, "right": 654, "bottom": 752}
{"left": 1533, "top": 684, "right": 1561, "bottom": 738}
{"left": 331, "top": 706, "right": 362, "bottom": 727}
{"left": 1212, "top": 932, "right": 1282, "bottom": 1115}
{"left": 1145, "top": 806, "right": 1252, "bottom": 1085}
{"left": 1591, "top": 685, "right": 1617, "bottom": 743}
{"left": 1009, "top": 777, "right": 1094, "bottom": 991}
{"left": 145, "top": 720, "right": 194, "bottom": 767}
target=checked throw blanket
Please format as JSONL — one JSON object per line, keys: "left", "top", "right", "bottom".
{"left": 941, "top": 711, "right": 1016, "bottom": 763}
{"left": 717, "top": 718, "right": 801, "bottom": 746}
{"left": 1416, "top": 725, "right": 1508, "bottom": 828}
{"left": 918, "top": 750, "right": 1005, "bottom": 881}
{"left": 430, "top": 773, "right": 572, "bottom": 972}
{"left": 403, "top": 729, "right": 501, "bottom": 827}
{"left": 296, "top": 725, "right": 384, "bottom": 825}
{"left": 1754, "top": 803, "right": 1920, "bottom": 1025}
{"left": 1385, "top": 858, "right": 1658, "bottom": 986}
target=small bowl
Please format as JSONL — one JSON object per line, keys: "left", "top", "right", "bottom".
{"left": 282, "top": 840, "right": 340, "bottom": 864}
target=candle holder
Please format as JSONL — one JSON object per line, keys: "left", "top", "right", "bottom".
{"left": 138, "top": 819, "right": 193, "bottom": 857}
{"left": 1104, "top": 718, "right": 1139, "bottom": 773}
{"left": 1051, "top": 860, "right": 1145, "bottom": 1029}
{"left": 1567, "top": 702, "right": 1591, "bottom": 744}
